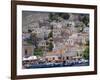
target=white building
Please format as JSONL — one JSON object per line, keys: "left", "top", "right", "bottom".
{"left": 83, "top": 27, "right": 89, "bottom": 33}
{"left": 53, "top": 28, "right": 61, "bottom": 38}
{"left": 38, "top": 40, "right": 46, "bottom": 47}
{"left": 22, "top": 32, "right": 30, "bottom": 40}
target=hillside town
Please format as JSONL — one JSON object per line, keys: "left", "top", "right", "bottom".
{"left": 22, "top": 11, "right": 89, "bottom": 69}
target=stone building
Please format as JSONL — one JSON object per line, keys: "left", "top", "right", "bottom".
{"left": 22, "top": 41, "right": 34, "bottom": 58}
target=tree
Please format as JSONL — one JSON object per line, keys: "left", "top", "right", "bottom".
{"left": 49, "top": 13, "right": 58, "bottom": 21}
{"left": 49, "top": 13, "right": 70, "bottom": 21}
{"left": 82, "top": 15, "right": 89, "bottom": 26}
{"left": 31, "top": 33, "right": 39, "bottom": 48}
{"left": 48, "top": 31, "right": 53, "bottom": 38}
{"left": 86, "top": 40, "right": 89, "bottom": 46}
{"left": 48, "top": 42, "right": 53, "bottom": 51}
{"left": 60, "top": 13, "right": 70, "bottom": 20}
{"left": 26, "top": 33, "right": 38, "bottom": 48}
{"left": 34, "top": 48, "right": 44, "bottom": 56}
{"left": 83, "top": 46, "right": 89, "bottom": 60}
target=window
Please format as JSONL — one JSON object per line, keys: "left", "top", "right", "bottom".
{"left": 66, "top": 56, "right": 69, "bottom": 60}
{"left": 52, "top": 57, "right": 55, "bottom": 60}
{"left": 58, "top": 57, "right": 61, "bottom": 59}
{"left": 25, "top": 49, "right": 27, "bottom": 55}
{"left": 80, "top": 54, "right": 82, "bottom": 57}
